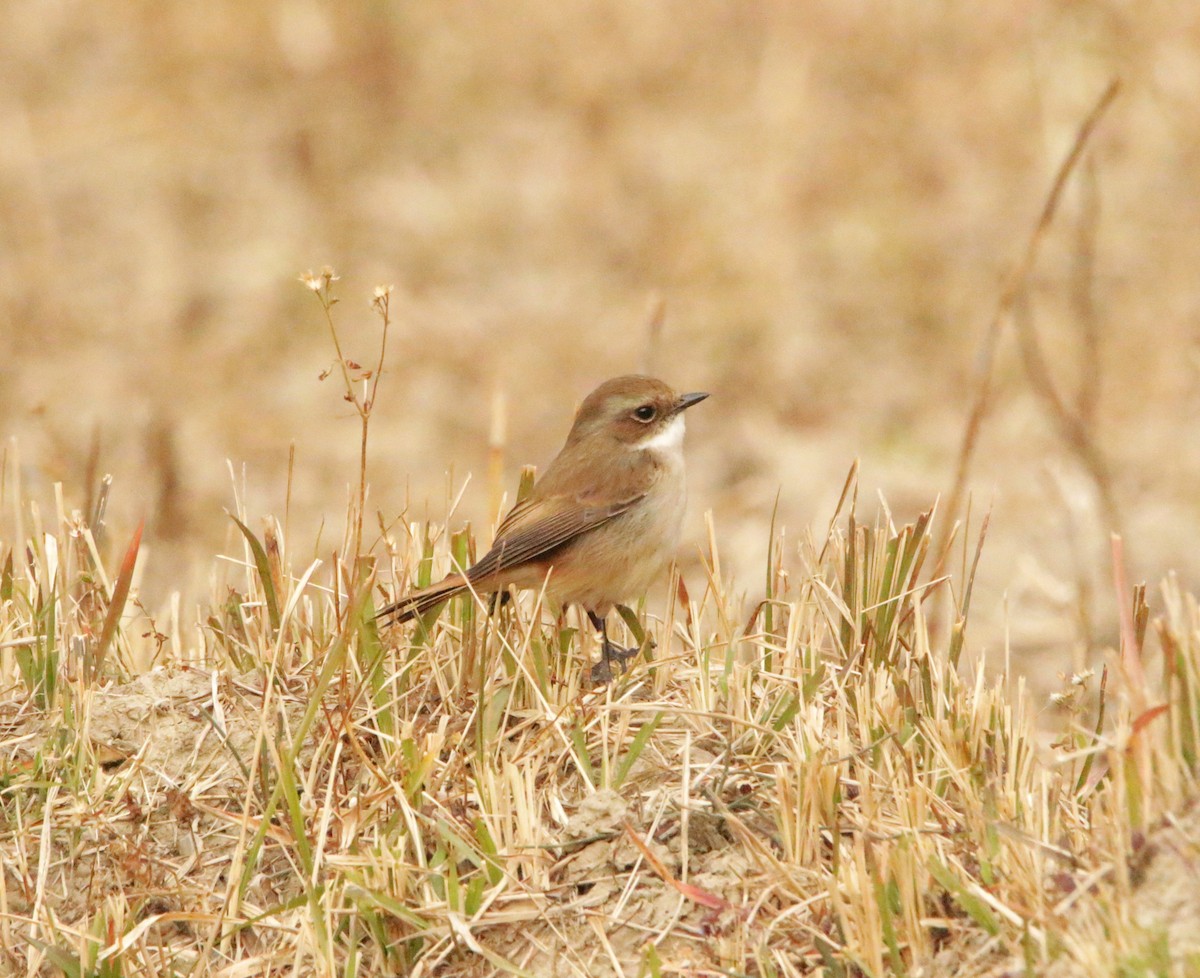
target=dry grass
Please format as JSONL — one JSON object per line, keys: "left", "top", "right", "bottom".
{"left": 0, "top": 439, "right": 1197, "bottom": 976}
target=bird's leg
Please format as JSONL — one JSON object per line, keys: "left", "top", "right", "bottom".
{"left": 588, "top": 611, "right": 639, "bottom": 684}
{"left": 486, "top": 590, "right": 513, "bottom": 616}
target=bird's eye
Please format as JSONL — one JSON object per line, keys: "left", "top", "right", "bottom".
{"left": 634, "top": 404, "right": 657, "bottom": 422}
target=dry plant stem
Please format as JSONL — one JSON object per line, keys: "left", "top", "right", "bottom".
{"left": 934, "top": 78, "right": 1120, "bottom": 569}
{"left": 1073, "top": 158, "right": 1103, "bottom": 427}
{"left": 1110, "top": 533, "right": 1146, "bottom": 709}
{"left": 308, "top": 272, "right": 392, "bottom": 563}
{"left": 1014, "top": 290, "right": 1122, "bottom": 539}
{"left": 360, "top": 288, "right": 391, "bottom": 558}
{"left": 1046, "top": 468, "right": 1098, "bottom": 660}
{"left": 1010, "top": 153, "right": 1117, "bottom": 652}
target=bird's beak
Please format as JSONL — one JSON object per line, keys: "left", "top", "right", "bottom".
{"left": 675, "top": 391, "right": 709, "bottom": 413}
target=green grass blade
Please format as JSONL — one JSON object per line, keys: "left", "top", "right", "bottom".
{"left": 928, "top": 857, "right": 1000, "bottom": 936}
{"left": 229, "top": 513, "right": 281, "bottom": 632}
{"left": 569, "top": 724, "right": 595, "bottom": 786}
{"left": 615, "top": 712, "right": 662, "bottom": 788}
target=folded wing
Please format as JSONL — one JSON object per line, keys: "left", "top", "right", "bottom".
{"left": 377, "top": 489, "right": 645, "bottom": 623}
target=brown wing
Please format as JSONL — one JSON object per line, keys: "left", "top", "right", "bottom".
{"left": 466, "top": 490, "right": 644, "bottom": 584}
{"left": 376, "top": 493, "right": 636, "bottom": 623}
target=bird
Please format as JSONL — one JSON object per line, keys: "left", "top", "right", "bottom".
{"left": 377, "top": 374, "right": 708, "bottom": 682}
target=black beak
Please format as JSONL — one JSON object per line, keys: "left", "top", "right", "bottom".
{"left": 675, "top": 391, "right": 709, "bottom": 412}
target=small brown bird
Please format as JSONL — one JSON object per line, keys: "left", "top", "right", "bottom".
{"left": 378, "top": 375, "right": 708, "bottom": 681}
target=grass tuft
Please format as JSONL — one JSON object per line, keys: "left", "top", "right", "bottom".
{"left": 0, "top": 450, "right": 1198, "bottom": 976}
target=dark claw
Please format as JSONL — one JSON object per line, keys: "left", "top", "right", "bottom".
{"left": 586, "top": 612, "right": 653, "bottom": 685}
{"left": 590, "top": 659, "right": 615, "bottom": 685}
{"left": 589, "top": 640, "right": 642, "bottom": 685}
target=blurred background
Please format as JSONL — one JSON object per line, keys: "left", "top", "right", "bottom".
{"left": 3, "top": 2, "right": 1199, "bottom": 698}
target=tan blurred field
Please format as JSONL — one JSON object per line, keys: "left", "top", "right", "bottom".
{"left": 4, "top": 2, "right": 1200, "bottom": 693}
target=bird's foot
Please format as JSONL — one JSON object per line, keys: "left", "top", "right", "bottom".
{"left": 589, "top": 639, "right": 651, "bottom": 685}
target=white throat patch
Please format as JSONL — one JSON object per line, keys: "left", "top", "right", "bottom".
{"left": 636, "top": 413, "right": 686, "bottom": 454}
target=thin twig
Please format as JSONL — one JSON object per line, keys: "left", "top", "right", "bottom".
{"left": 934, "top": 79, "right": 1120, "bottom": 569}
{"left": 1013, "top": 294, "right": 1122, "bottom": 537}
{"left": 1072, "top": 159, "right": 1103, "bottom": 426}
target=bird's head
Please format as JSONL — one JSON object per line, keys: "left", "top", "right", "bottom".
{"left": 566, "top": 375, "right": 709, "bottom": 454}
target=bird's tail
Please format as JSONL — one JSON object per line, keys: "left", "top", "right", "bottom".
{"left": 377, "top": 573, "right": 469, "bottom": 624}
